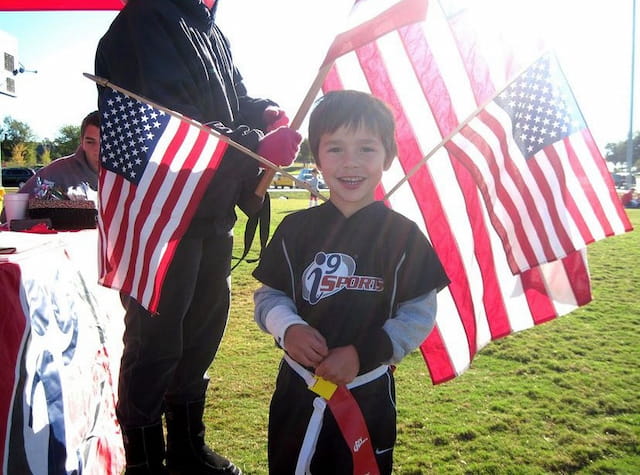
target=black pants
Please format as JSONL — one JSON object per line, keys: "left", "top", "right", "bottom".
{"left": 268, "top": 361, "right": 397, "bottom": 474}
{"left": 117, "top": 232, "right": 232, "bottom": 428}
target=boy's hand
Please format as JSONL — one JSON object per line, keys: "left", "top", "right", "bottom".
{"left": 315, "top": 345, "right": 360, "bottom": 386}
{"left": 284, "top": 324, "right": 328, "bottom": 368}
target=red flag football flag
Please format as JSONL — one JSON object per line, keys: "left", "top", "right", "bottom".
{"left": 98, "top": 87, "right": 227, "bottom": 313}
{"left": 446, "top": 53, "right": 632, "bottom": 274}
{"left": 321, "top": 0, "right": 601, "bottom": 384}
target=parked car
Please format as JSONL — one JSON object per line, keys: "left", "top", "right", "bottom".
{"left": 271, "top": 171, "right": 295, "bottom": 189}
{"left": 1, "top": 167, "right": 36, "bottom": 188}
{"left": 611, "top": 173, "right": 627, "bottom": 188}
{"left": 297, "top": 168, "right": 327, "bottom": 189}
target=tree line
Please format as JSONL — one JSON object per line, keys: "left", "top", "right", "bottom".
{"left": 604, "top": 131, "right": 640, "bottom": 171}
{"left": 3, "top": 113, "right": 634, "bottom": 171}
{"left": 0, "top": 116, "right": 82, "bottom": 168}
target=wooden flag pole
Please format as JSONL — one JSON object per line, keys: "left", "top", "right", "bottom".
{"left": 383, "top": 52, "right": 551, "bottom": 201}
{"left": 253, "top": 62, "right": 334, "bottom": 199}
{"left": 85, "top": 73, "right": 285, "bottom": 171}
{"left": 382, "top": 91, "right": 500, "bottom": 200}
{"left": 86, "top": 72, "right": 326, "bottom": 200}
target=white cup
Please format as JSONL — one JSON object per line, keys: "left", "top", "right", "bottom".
{"left": 3, "top": 193, "right": 29, "bottom": 222}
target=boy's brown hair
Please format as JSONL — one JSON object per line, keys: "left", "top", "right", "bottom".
{"left": 80, "top": 110, "right": 101, "bottom": 138}
{"left": 308, "top": 90, "right": 397, "bottom": 168}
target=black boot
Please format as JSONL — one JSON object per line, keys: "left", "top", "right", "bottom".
{"left": 121, "top": 422, "right": 169, "bottom": 474}
{"left": 165, "top": 400, "right": 242, "bottom": 475}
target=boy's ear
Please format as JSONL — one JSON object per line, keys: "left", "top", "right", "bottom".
{"left": 383, "top": 155, "right": 396, "bottom": 171}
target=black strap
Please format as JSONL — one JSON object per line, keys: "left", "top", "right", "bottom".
{"left": 231, "top": 193, "right": 271, "bottom": 271}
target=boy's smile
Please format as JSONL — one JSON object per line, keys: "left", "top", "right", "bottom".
{"left": 317, "top": 125, "right": 389, "bottom": 218}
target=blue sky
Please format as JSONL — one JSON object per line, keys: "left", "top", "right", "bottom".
{"left": 0, "top": 1, "right": 347, "bottom": 141}
{"left": 0, "top": 0, "right": 638, "bottom": 157}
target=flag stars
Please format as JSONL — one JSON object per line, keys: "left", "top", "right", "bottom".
{"left": 99, "top": 88, "right": 171, "bottom": 185}
{"left": 494, "top": 55, "right": 586, "bottom": 157}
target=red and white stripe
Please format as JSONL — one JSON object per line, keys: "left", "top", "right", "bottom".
{"left": 321, "top": 0, "right": 608, "bottom": 383}
{"left": 322, "top": 0, "right": 428, "bottom": 67}
{"left": 98, "top": 117, "right": 227, "bottom": 313}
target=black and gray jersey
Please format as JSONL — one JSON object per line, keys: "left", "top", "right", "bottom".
{"left": 253, "top": 200, "right": 450, "bottom": 371}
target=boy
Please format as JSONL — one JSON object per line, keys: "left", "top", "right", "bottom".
{"left": 253, "top": 90, "right": 450, "bottom": 474}
{"left": 308, "top": 168, "right": 320, "bottom": 207}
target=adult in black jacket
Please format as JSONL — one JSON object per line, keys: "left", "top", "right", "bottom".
{"left": 95, "top": 1, "right": 301, "bottom": 473}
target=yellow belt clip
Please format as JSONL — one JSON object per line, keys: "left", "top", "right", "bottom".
{"left": 309, "top": 376, "right": 337, "bottom": 400}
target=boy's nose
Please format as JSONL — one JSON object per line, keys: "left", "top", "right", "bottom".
{"left": 342, "top": 149, "right": 357, "bottom": 166}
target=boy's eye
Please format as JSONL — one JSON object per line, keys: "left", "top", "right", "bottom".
{"left": 326, "top": 146, "right": 342, "bottom": 153}
{"left": 360, "top": 144, "right": 382, "bottom": 154}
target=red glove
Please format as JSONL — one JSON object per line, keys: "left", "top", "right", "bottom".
{"left": 263, "top": 106, "right": 290, "bottom": 132}
{"left": 257, "top": 126, "right": 302, "bottom": 167}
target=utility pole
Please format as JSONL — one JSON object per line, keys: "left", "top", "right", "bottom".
{"left": 626, "top": 0, "right": 637, "bottom": 187}
{"left": 0, "top": 128, "right": 5, "bottom": 202}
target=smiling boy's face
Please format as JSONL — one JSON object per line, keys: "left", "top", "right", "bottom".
{"left": 317, "top": 124, "right": 388, "bottom": 218}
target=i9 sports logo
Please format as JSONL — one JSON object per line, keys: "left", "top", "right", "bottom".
{"left": 302, "top": 252, "right": 384, "bottom": 305}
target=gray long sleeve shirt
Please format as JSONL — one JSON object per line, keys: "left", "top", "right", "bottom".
{"left": 19, "top": 147, "right": 98, "bottom": 201}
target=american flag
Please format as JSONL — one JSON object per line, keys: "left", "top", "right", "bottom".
{"left": 98, "top": 87, "right": 227, "bottom": 312}
{"left": 446, "top": 53, "right": 632, "bottom": 274}
{"left": 319, "top": 0, "right": 631, "bottom": 383}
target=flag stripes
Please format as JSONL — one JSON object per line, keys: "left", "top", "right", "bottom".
{"left": 322, "top": 0, "right": 601, "bottom": 383}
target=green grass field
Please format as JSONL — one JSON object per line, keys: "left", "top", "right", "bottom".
{"left": 211, "top": 196, "right": 639, "bottom": 474}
